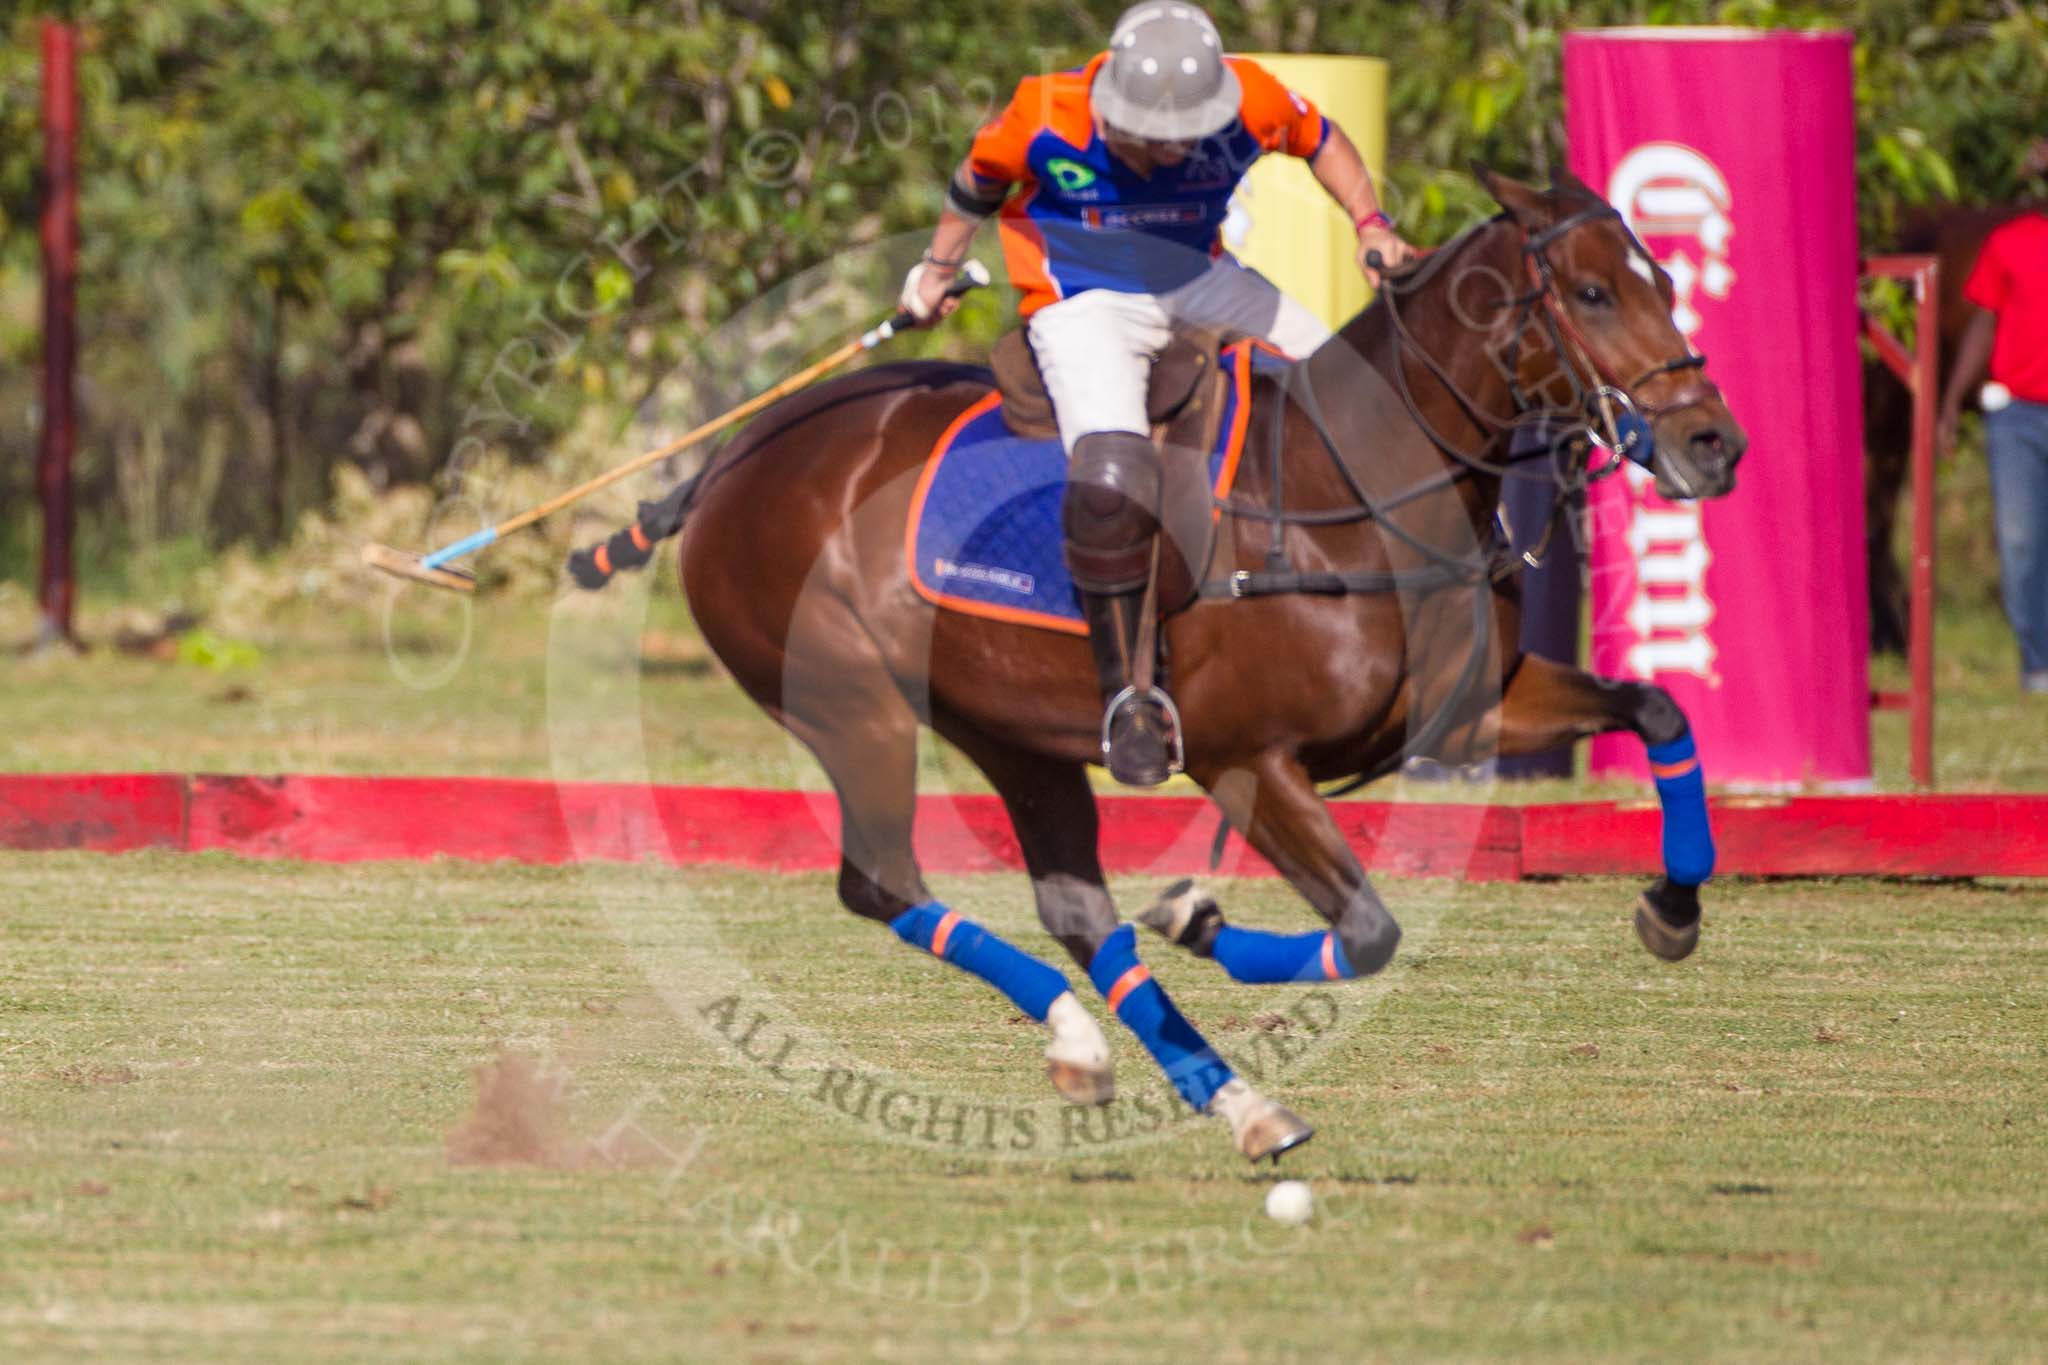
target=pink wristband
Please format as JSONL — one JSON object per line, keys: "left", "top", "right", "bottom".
{"left": 1355, "top": 210, "right": 1394, "bottom": 234}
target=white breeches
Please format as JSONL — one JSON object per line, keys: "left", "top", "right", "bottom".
{"left": 1024, "top": 256, "right": 1332, "bottom": 454}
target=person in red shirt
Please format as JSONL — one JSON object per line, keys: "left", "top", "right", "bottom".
{"left": 1940, "top": 199, "right": 2048, "bottom": 692}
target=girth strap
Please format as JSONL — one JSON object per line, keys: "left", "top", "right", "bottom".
{"left": 1202, "top": 553, "right": 1502, "bottom": 600}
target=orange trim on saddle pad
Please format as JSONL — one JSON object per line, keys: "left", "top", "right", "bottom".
{"left": 1208, "top": 340, "right": 1260, "bottom": 521}
{"left": 928, "top": 908, "right": 962, "bottom": 958}
{"left": 905, "top": 343, "right": 1263, "bottom": 637}
{"left": 1104, "top": 963, "right": 1152, "bottom": 1013}
{"left": 1649, "top": 756, "right": 1700, "bottom": 780}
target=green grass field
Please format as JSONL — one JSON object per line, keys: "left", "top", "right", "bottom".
{"left": 3, "top": 853, "right": 2043, "bottom": 1361}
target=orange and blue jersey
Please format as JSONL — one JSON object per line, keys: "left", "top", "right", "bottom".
{"left": 962, "top": 52, "right": 1329, "bottom": 316}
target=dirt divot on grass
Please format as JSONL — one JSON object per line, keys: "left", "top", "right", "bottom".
{"left": 445, "top": 1050, "right": 579, "bottom": 1168}
{"left": 444, "top": 1040, "right": 681, "bottom": 1171}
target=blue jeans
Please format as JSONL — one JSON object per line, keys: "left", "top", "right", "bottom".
{"left": 1987, "top": 398, "right": 2048, "bottom": 676}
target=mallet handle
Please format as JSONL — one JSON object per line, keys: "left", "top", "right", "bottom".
{"left": 419, "top": 262, "right": 990, "bottom": 571}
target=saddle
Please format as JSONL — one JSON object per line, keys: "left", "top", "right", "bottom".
{"left": 987, "top": 326, "right": 1235, "bottom": 615}
{"left": 906, "top": 338, "right": 1271, "bottom": 639}
{"left": 989, "top": 328, "right": 1223, "bottom": 443}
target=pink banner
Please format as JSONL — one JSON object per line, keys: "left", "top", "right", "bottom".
{"left": 1566, "top": 28, "right": 1869, "bottom": 787}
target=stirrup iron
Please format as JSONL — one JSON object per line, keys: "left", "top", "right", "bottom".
{"left": 1101, "top": 684, "right": 1186, "bottom": 778}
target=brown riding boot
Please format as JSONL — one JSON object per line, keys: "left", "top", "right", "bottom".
{"left": 1064, "top": 431, "right": 1184, "bottom": 788}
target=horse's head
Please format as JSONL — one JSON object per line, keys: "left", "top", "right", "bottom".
{"left": 1476, "top": 167, "right": 1748, "bottom": 500}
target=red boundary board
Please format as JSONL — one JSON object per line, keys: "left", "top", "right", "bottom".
{"left": 1522, "top": 795, "right": 2048, "bottom": 880}
{"left": 0, "top": 774, "right": 2043, "bottom": 880}
{"left": 0, "top": 773, "right": 184, "bottom": 853}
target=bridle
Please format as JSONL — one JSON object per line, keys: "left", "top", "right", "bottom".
{"left": 1432, "top": 200, "right": 1718, "bottom": 487}
{"left": 1198, "top": 202, "right": 1718, "bottom": 804}
{"left": 1516, "top": 203, "right": 1717, "bottom": 462}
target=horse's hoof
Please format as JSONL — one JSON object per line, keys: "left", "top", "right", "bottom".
{"left": 1044, "top": 992, "right": 1113, "bottom": 1104}
{"left": 1137, "top": 878, "right": 1224, "bottom": 956}
{"left": 1207, "top": 1078, "right": 1315, "bottom": 1163}
{"left": 1045, "top": 1058, "right": 1116, "bottom": 1106}
{"left": 1240, "top": 1105, "right": 1315, "bottom": 1164}
{"left": 1635, "top": 878, "right": 1701, "bottom": 962}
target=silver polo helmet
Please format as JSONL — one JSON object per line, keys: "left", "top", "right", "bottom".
{"left": 1090, "top": 3, "right": 1242, "bottom": 143}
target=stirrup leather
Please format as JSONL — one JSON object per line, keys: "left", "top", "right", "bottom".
{"left": 1100, "top": 684, "right": 1186, "bottom": 778}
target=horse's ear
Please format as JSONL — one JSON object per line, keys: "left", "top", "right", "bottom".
{"left": 1551, "top": 165, "right": 1597, "bottom": 201}
{"left": 1472, "top": 163, "right": 1551, "bottom": 226}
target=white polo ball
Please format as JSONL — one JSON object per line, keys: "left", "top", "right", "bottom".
{"left": 1264, "top": 1179, "right": 1313, "bottom": 1225}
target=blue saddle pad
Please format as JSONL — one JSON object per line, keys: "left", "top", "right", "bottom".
{"left": 908, "top": 342, "right": 1263, "bottom": 635}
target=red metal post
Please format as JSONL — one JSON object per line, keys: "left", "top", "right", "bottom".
{"left": 37, "top": 20, "right": 79, "bottom": 648}
{"left": 1907, "top": 259, "right": 1938, "bottom": 789}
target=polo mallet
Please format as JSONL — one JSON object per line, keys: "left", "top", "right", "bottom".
{"left": 361, "top": 260, "right": 992, "bottom": 593}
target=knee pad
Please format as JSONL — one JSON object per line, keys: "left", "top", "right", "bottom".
{"left": 1064, "top": 432, "right": 1163, "bottom": 593}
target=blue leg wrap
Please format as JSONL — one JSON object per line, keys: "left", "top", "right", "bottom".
{"left": 1086, "top": 925, "right": 1233, "bottom": 1110}
{"left": 890, "top": 902, "right": 1070, "bottom": 1022}
{"left": 1647, "top": 734, "right": 1715, "bottom": 886}
{"left": 1211, "top": 926, "right": 1355, "bottom": 983}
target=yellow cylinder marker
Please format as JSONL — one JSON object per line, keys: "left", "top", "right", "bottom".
{"left": 1224, "top": 54, "right": 1390, "bottom": 332}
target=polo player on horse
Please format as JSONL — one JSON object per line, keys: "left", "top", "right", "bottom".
{"left": 902, "top": 2, "right": 1416, "bottom": 786}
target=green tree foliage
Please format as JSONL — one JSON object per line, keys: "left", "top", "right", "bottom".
{"left": 0, "top": 1, "right": 2041, "bottom": 570}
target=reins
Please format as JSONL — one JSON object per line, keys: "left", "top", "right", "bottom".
{"left": 1211, "top": 201, "right": 1727, "bottom": 592}
{"left": 1196, "top": 204, "right": 1705, "bottom": 809}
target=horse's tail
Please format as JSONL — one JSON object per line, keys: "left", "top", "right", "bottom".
{"left": 565, "top": 471, "right": 701, "bottom": 590}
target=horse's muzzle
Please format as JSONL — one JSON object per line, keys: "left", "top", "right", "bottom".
{"left": 1651, "top": 412, "right": 1748, "bottom": 501}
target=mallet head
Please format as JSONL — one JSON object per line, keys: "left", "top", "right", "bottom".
{"left": 360, "top": 542, "right": 477, "bottom": 594}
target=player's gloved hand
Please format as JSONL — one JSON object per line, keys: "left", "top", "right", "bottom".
{"left": 899, "top": 260, "right": 964, "bottom": 327}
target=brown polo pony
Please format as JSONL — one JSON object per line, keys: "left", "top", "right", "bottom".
{"left": 637, "top": 169, "right": 1746, "bottom": 1158}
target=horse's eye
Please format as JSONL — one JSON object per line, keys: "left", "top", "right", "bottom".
{"left": 1577, "top": 284, "right": 1611, "bottom": 307}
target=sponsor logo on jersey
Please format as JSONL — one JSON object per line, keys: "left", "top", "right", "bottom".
{"left": 1081, "top": 202, "right": 1208, "bottom": 232}
{"left": 1175, "top": 147, "right": 1236, "bottom": 190}
{"left": 1045, "top": 157, "right": 1098, "bottom": 193}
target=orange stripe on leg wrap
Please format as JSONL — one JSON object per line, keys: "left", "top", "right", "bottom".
{"left": 929, "top": 909, "right": 962, "bottom": 958}
{"left": 1105, "top": 964, "right": 1152, "bottom": 1013}
{"left": 1321, "top": 933, "right": 1340, "bottom": 980}
{"left": 1649, "top": 757, "right": 1699, "bottom": 780}
{"left": 629, "top": 523, "right": 651, "bottom": 552}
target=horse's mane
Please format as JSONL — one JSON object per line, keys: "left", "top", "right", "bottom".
{"left": 1382, "top": 212, "right": 1510, "bottom": 296}
{"left": 1338, "top": 181, "right": 1623, "bottom": 346}
{"left": 1330, "top": 210, "right": 1514, "bottom": 358}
